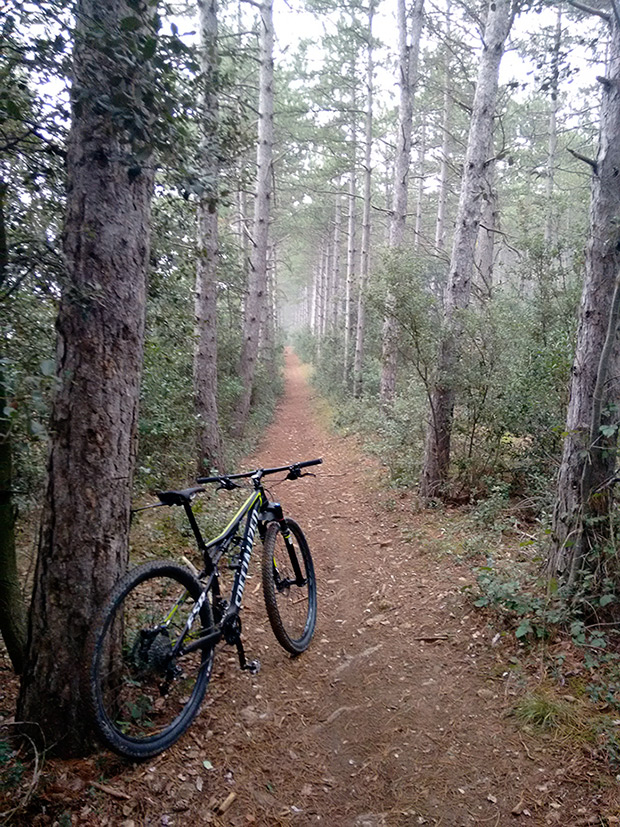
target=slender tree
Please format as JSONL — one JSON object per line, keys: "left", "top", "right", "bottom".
{"left": 0, "top": 182, "right": 25, "bottom": 673}
{"left": 194, "top": 0, "right": 224, "bottom": 474}
{"left": 380, "top": 0, "right": 424, "bottom": 406}
{"left": 420, "top": 0, "right": 517, "bottom": 499}
{"left": 343, "top": 169, "right": 356, "bottom": 384}
{"left": 544, "top": 7, "right": 562, "bottom": 248}
{"left": 17, "top": 0, "right": 157, "bottom": 754}
{"left": 353, "top": 0, "right": 375, "bottom": 398}
{"left": 434, "top": 0, "right": 452, "bottom": 254}
{"left": 232, "top": 0, "right": 274, "bottom": 437}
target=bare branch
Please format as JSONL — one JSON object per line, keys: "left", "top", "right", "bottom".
{"left": 566, "top": 0, "right": 611, "bottom": 22}
{"left": 567, "top": 147, "right": 598, "bottom": 173}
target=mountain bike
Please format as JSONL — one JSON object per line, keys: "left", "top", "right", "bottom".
{"left": 87, "top": 458, "right": 321, "bottom": 759}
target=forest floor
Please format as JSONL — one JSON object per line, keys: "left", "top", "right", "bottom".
{"left": 3, "top": 349, "right": 620, "bottom": 826}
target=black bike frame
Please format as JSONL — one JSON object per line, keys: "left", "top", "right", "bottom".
{"left": 165, "top": 459, "right": 322, "bottom": 658}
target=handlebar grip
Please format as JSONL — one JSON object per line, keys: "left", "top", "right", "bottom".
{"left": 296, "top": 458, "right": 322, "bottom": 468}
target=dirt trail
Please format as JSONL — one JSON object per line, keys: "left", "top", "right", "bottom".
{"left": 8, "top": 350, "right": 619, "bottom": 826}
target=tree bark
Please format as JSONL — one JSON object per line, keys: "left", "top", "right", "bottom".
{"left": 343, "top": 170, "right": 356, "bottom": 386}
{"left": 0, "top": 181, "right": 26, "bottom": 674}
{"left": 353, "top": 2, "right": 374, "bottom": 399}
{"left": 231, "top": 0, "right": 274, "bottom": 438}
{"left": 259, "top": 242, "right": 277, "bottom": 373}
{"left": 548, "top": 18, "right": 620, "bottom": 585}
{"left": 194, "top": 0, "right": 224, "bottom": 474}
{"left": 435, "top": 2, "right": 452, "bottom": 254}
{"left": 17, "top": 0, "right": 155, "bottom": 755}
{"left": 544, "top": 7, "right": 562, "bottom": 248}
{"left": 414, "top": 121, "right": 426, "bottom": 252}
{"left": 331, "top": 192, "right": 342, "bottom": 332}
{"left": 380, "top": 0, "right": 424, "bottom": 408}
{"left": 420, "top": 0, "right": 515, "bottom": 499}
{"left": 474, "top": 157, "right": 497, "bottom": 299}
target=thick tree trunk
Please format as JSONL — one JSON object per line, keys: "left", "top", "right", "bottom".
{"left": 380, "top": 0, "right": 424, "bottom": 407}
{"left": 17, "top": 0, "right": 155, "bottom": 754}
{"left": 0, "top": 181, "right": 26, "bottom": 674}
{"left": 548, "top": 19, "right": 620, "bottom": 585}
{"left": 194, "top": 0, "right": 224, "bottom": 474}
{"left": 231, "top": 0, "right": 274, "bottom": 438}
{"left": 420, "top": 0, "right": 515, "bottom": 499}
{"left": 353, "top": 3, "right": 374, "bottom": 399}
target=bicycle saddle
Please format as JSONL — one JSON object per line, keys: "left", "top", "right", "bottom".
{"left": 156, "top": 487, "right": 205, "bottom": 506}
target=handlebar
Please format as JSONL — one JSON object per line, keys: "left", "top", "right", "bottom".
{"left": 197, "top": 458, "right": 322, "bottom": 485}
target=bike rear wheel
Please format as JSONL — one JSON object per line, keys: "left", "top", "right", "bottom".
{"left": 88, "top": 561, "right": 214, "bottom": 759}
{"left": 262, "top": 518, "right": 317, "bottom": 654}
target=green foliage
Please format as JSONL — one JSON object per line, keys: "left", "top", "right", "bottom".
{"left": 473, "top": 565, "right": 570, "bottom": 640}
{"left": 301, "top": 240, "right": 580, "bottom": 509}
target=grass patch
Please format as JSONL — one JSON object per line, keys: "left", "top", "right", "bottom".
{"left": 514, "top": 685, "right": 620, "bottom": 770}
{"left": 514, "top": 688, "right": 583, "bottom": 732}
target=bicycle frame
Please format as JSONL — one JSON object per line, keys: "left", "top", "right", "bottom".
{"left": 154, "top": 459, "right": 322, "bottom": 664}
{"left": 171, "top": 484, "right": 272, "bottom": 658}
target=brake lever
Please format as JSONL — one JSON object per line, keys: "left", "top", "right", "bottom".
{"left": 217, "top": 477, "right": 239, "bottom": 491}
{"left": 286, "top": 468, "right": 316, "bottom": 480}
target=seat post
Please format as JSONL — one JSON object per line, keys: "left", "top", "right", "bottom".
{"left": 183, "top": 502, "right": 207, "bottom": 552}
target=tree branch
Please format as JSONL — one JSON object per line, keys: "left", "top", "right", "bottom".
{"left": 566, "top": 0, "right": 610, "bottom": 22}
{"left": 567, "top": 147, "right": 597, "bottom": 173}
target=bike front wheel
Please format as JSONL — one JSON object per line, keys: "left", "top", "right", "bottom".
{"left": 88, "top": 561, "right": 214, "bottom": 759}
{"left": 262, "top": 518, "right": 317, "bottom": 654}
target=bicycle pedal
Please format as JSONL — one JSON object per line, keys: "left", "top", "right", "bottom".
{"left": 244, "top": 659, "right": 261, "bottom": 674}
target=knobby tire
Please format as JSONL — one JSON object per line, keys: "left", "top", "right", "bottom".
{"left": 88, "top": 561, "right": 214, "bottom": 759}
{"left": 262, "top": 518, "right": 317, "bottom": 655}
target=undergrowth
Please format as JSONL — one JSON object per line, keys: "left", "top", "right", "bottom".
{"left": 472, "top": 529, "right": 620, "bottom": 772}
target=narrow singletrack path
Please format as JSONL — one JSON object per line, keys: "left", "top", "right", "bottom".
{"left": 25, "top": 350, "right": 618, "bottom": 826}
{"left": 174, "top": 350, "right": 617, "bottom": 827}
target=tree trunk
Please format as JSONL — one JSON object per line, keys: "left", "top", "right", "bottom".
{"left": 353, "top": 2, "right": 374, "bottom": 399}
{"left": 343, "top": 169, "right": 356, "bottom": 386}
{"left": 0, "top": 181, "right": 26, "bottom": 674}
{"left": 414, "top": 122, "right": 426, "bottom": 252}
{"left": 259, "top": 242, "right": 277, "bottom": 373}
{"left": 311, "top": 262, "right": 318, "bottom": 333}
{"left": 194, "top": 0, "right": 224, "bottom": 474}
{"left": 435, "top": 3, "right": 452, "bottom": 254}
{"left": 380, "top": 0, "right": 424, "bottom": 407}
{"left": 231, "top": 0, "right": 274, "bottom": 438}
{"left": 420, "top": 0, "right": 515, "bottom": 499}
{"left": 548, "top": 18, "right": 620, "bottom": 586}
{"left": 17, "top": 0, "right": 155, "bottom": 755}
{"left": 331, "top": 192, "right": 342, "bottom": 331}
{"left": 474, "top": 157, "right": 497, "bottom": 299}
{"left": 544, "top": 7, "right": 562, "bottom": 248}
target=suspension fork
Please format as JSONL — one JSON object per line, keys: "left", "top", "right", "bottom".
{"left": 270, "top": 503, "right": 306, "bottom": 586}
